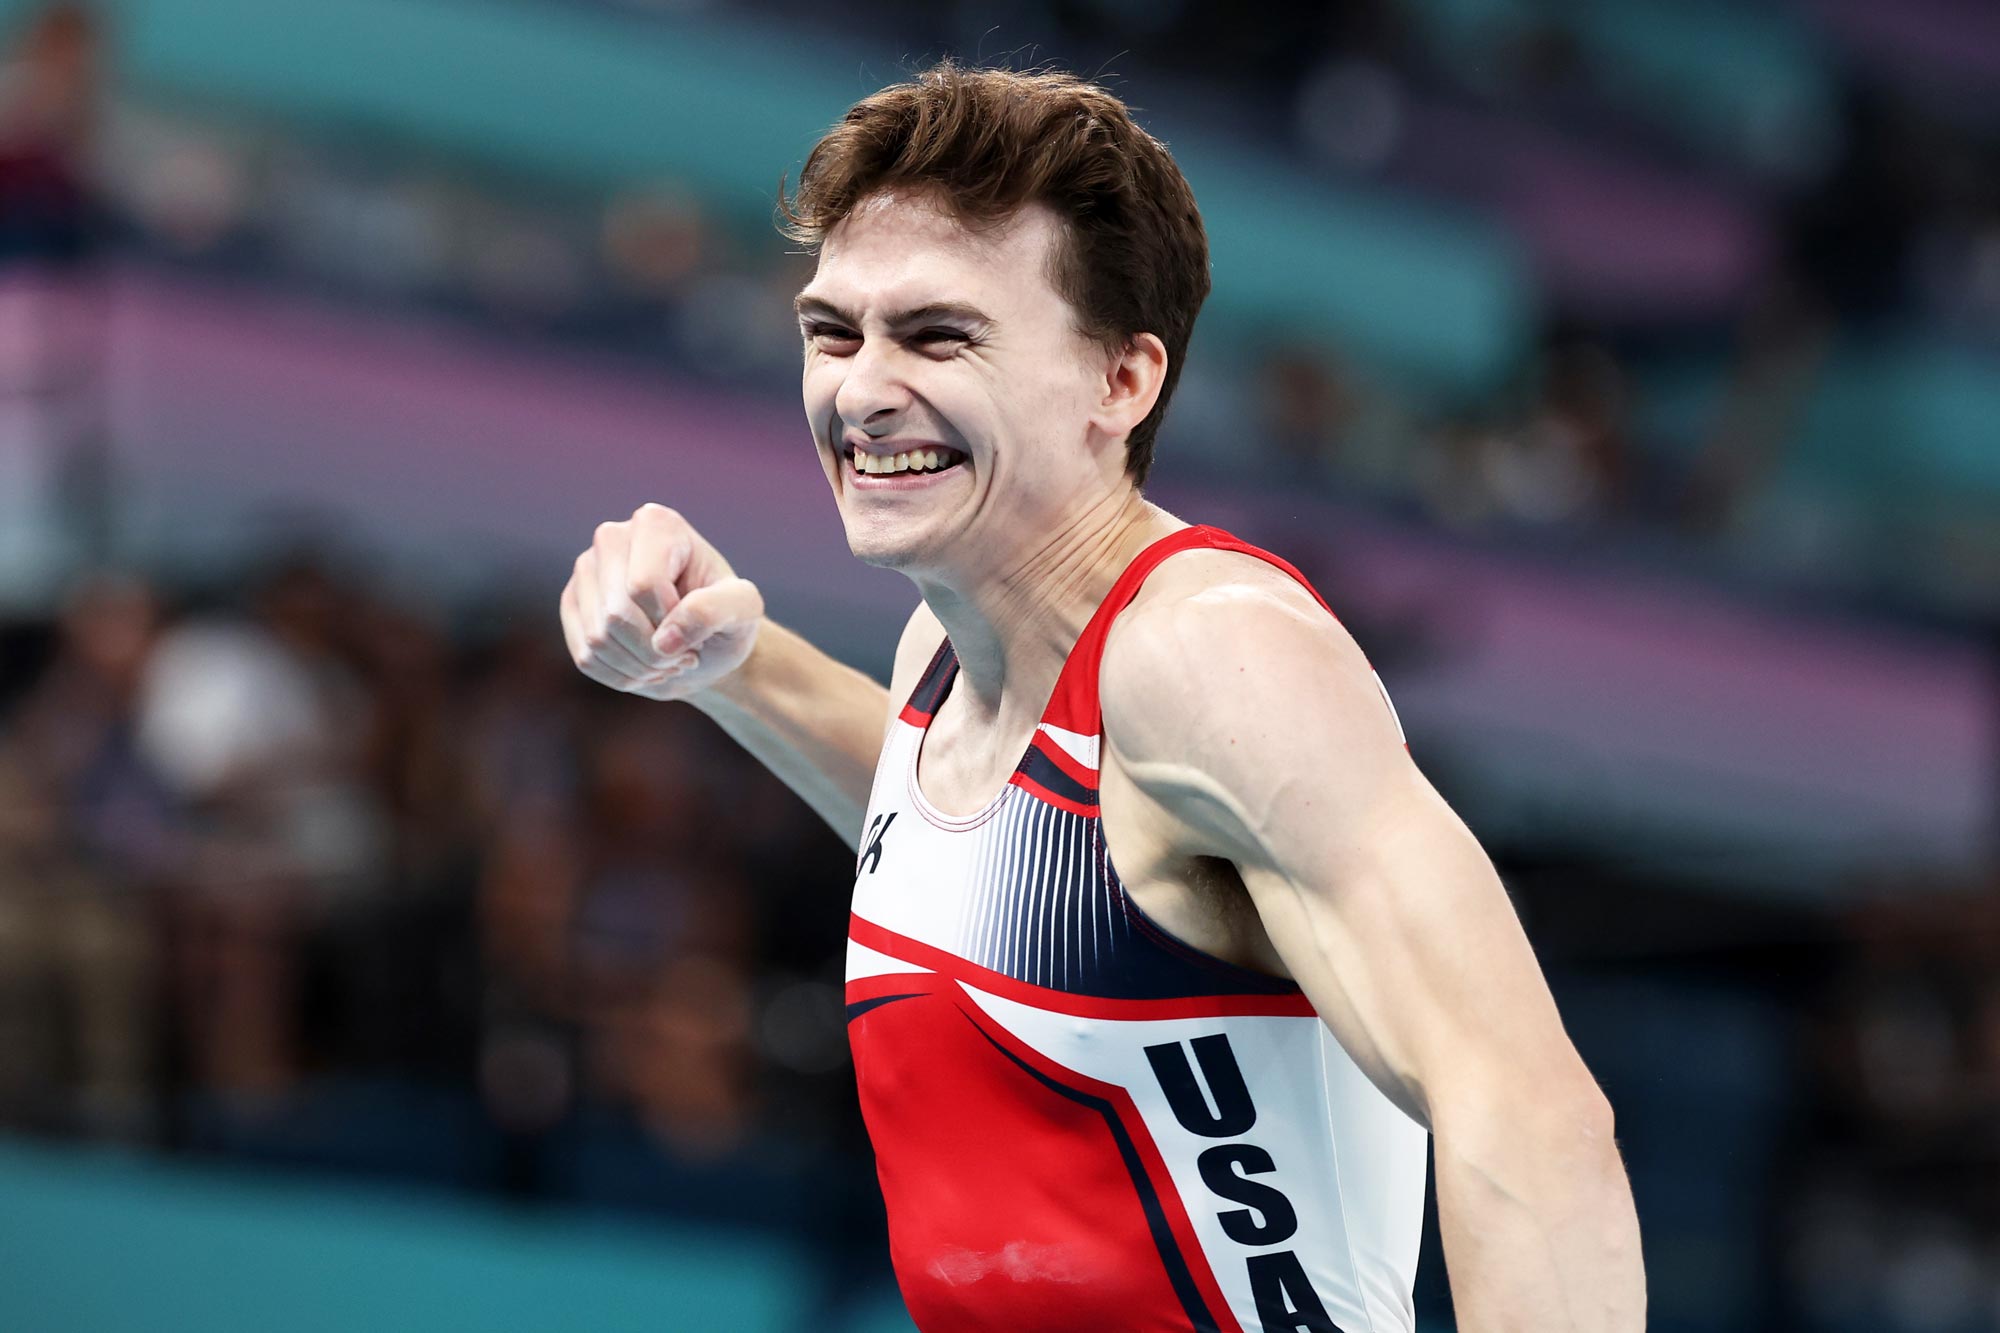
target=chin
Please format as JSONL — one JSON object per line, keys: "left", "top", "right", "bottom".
{"left": 842, "top": 526, "right": 923, "bottom": 572}
{"left": 840, "top": 510, "right": 948, "bottom": 573}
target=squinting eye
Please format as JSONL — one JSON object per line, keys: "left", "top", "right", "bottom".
{"left": 804, "top": 326, "right": 859, "bottom": 355}
{"left": 915, "top": 330, "right": 968, "bottom": 348}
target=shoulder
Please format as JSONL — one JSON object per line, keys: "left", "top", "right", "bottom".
{"left": 1102, "top": 548, "right": 1377, "bottom": 735}
{"left": 1099, "top": 548, "right": 1402, "bottom": 815}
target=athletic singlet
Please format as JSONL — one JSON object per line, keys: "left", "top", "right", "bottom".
{"left": 845, "top": 523, "right": 1430, "bottom": 1333}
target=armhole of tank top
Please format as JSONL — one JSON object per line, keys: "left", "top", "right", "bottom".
{"left": 1089, "top": 539, "right": 1309, "bottom": 995}
{"left": 1095, "top": 833, "right": 1302, "bottom": 994}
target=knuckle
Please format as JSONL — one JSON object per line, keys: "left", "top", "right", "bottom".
{"left": 602, "top": 600, "right": 639, "bottom": 633}
{"left": 593, "top": 519, "right": 625, "bottom": 544}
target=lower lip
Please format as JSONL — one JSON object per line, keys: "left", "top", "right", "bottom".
{"left": 845, "top": 453, "right": 967, "bottom": 489}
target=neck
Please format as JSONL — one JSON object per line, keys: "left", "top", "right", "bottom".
{"left": 913, "top": 486, "right": 1184, "bottom": 731}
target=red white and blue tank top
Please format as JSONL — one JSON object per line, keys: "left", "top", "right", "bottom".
{"left": 845, "top": 524, "right": 1429, "bottom": 1333}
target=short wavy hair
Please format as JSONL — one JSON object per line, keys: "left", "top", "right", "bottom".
{"left": 777, "top": 59, "right": 1211, "bottom": 488}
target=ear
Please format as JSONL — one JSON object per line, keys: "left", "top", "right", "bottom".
{"left": 1088, "top": 332, "right": 1169, "bottom": 445}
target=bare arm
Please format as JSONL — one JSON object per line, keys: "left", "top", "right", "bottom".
{"left": 1102, "top": 556, "right": 1645, "bottom": 1333}
{"left": 683, "top": 619, "right": 889, "bottom": 850}
{"left": 560, "top": 502, "right": 919, "bottom": 852}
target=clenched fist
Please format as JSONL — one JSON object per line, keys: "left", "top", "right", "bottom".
{"left": 559, "top": 503, "right": 764, "bottom": 701}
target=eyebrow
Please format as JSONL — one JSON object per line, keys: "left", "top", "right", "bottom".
{"left": 793, "top": 294, "right": 994, "bottom": 330}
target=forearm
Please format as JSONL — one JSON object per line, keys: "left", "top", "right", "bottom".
{"left": 687, "top": 618, "right": 887, "bottom": 850}
{"left": 1433, "top": 1108, "right": 1645, "bottom": 1333}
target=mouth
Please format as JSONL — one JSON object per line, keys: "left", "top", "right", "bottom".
{"left": 843, "top": 443, "right": 968, "bottom": 485}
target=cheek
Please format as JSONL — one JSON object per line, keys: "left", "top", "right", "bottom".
{"left": 801, "top": 363, "right": 839, "bottom": 438}
{"left": 1004, "top": 371, "right": 1087, "bottom": 446}
{"left": 1007, "top": 356, "right": 1083, "bottom": 413}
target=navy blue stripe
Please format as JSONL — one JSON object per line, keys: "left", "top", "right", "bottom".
{"left": 846, "top": 993, "right": 923, "bottom": 1024}
{"left": 907, "top": 641, "right": 958, "bottom": 716}
{"left": 963, "top": 1015, "right": 1223, "bottom": 1333}
{"left": 1017, "top": 744, "right": 1096, "bottom": 806}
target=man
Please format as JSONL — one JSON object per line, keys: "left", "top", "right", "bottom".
{"left": 561, "top": 60, "right": 1643, "bottom": 1333}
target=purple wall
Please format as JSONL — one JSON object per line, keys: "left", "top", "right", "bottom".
{"left": 95, "top": 269, "right": 1996, "bottom": 897}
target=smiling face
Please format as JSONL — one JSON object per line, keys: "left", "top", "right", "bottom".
{"left": 797, "top": 189, "right": 1144, "bottom": 579}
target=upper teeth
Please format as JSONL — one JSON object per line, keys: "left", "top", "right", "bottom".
{"left": 855, "top": 448, "right": 953, "bottom": 475}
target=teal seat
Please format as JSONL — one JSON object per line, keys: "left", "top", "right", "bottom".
{"left": 0, "top": 1137, "right": 811, "bottom": 1332}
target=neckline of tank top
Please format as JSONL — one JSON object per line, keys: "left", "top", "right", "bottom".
{"left": 904, "top": 521, "right": 1223, "bottom": 826}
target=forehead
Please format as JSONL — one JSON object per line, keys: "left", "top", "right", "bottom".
{"left": 806, "top": 190, "right": 1065, "bottom": 315}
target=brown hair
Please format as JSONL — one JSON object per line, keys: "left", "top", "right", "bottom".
{"left": 777, "top": 59, "right": 1210, "bottom": 488}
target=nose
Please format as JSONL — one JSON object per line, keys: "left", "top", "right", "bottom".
{"left": 833, "top": 334, "right": 912, "bottom": 437}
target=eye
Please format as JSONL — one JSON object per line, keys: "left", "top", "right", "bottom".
{"left": 913, "top": 329, "right": 970, "bottom": 353}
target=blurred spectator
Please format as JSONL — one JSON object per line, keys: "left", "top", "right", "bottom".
{"left": 1258, "top": 348, "right": 1352, "bottom": 480}
{"left": 1784, "top": 872, "right": 2000, "bottom": 1330}
{"left": 600, "top": 184, "right": 712, "bottom": 301}
{"left": 592, "top": 950, "right": 758, "bottom": 1160}
{"left": 1486, "top": 336, "right": 1631, "bottom": 529}
{"left": 1682, "top": 273, "right": 1835, "bottom": 538}
{"left": 1407, "top": 334, "right": 1632, "bottom": 534}
{"left": 0, "top": 571, "right": 166, "bottom": 1137}
{"left": 134, "top": 558, "right": 389, "bottom": 1103}
{"left": 0, "top": 3, "right": 100, "bottom": 268}
{"left": 0, "top": 4, "right": 111, "bottom": 608}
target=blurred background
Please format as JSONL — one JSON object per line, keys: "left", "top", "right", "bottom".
{"left": 0, "top": 0, "right": 1993, "bottom": 1329}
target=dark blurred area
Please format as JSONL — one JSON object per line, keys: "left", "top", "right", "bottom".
{"left": 0, "top": 1, "right": 1995, "bottom": 1330}
{"left": 0, "top": 553, "right": 880, "bottom": 1279}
